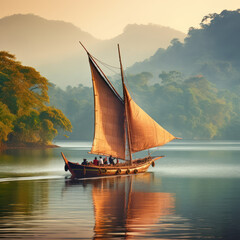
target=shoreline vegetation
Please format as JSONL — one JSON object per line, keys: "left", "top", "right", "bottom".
{"left": 0, "top": 142, "right": 59, "bottom": 151}
{"left": 0, "top": 52, "right": 72, "bottom": 149}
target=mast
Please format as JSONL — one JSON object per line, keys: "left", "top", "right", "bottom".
{"left": 79, "top": 41, "right": 123, "bottom": 103}
{"left": 118, "top": 44, "right": 133, "bottom": 164}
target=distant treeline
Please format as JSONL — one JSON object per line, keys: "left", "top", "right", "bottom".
{"left": 49, "top": 71, "right": 240, "bottom": 140}
{"left": 0, "top": 52, "right": 72, "bottom": 148}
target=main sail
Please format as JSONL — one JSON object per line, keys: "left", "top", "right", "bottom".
{"left": 123, "top": 84, "right": 176, "bottom": 153}
{"left": 89, "top": 56, "right": 126, "bottom": 159}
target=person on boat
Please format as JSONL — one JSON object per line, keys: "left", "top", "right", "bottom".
{"left": 93, "top": 157, "right": 99, "bottom": 166}
{"left": 99, "top": 156, "right": 103, "bottom": 165}
{"left": 103, "top": 157, "right": 108, "bottom": 165}
{"left": 109, "top": 155, "right": 115, "bottom": 165}
{"left": 82, "top": 159, "right": 88, "bottom": 165}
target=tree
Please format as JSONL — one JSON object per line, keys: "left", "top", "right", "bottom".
{"left": 0, "top": 101, "right": 15, "bottom": 143}
{"left": 159, "top": 70, "right": 184, "bottom": 85}
{"left": 39, "top": 107, "right": 72, "bottom": 143}
{"left": 0, "top": 51, "right": 48, "bottom": 115}
{"left": 0, "top": 51, "right": 72, "bottom": 146}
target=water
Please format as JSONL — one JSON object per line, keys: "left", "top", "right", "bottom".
{"left": 0, "top": 140, "right": 240, "bottom": 239}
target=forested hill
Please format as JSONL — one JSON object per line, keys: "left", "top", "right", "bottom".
{"left": 128, "top": 10, "right": 240, "bottom": 90}
{"left": 49, "top": 10, "right": 240, "bottom": 141}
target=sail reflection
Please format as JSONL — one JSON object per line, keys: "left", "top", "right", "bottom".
{"left": 89, "top": 174, "right": 175, "bottom": 239}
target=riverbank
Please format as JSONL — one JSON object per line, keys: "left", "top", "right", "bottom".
{"left": 0, "top": 142, "right": 59, "bottom": 151}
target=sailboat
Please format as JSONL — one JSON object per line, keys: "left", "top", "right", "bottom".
{"left": 61, "top": 43, "right": 178, "bottom": 178}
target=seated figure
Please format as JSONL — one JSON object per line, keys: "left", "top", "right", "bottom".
{"left": 93, "top": 157, "right": 99, "bottom": 166}
{"left": 82, "top": 159, "right": 88, "bottom": 165}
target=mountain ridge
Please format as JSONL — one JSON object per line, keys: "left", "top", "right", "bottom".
{"left": 0, "top": 14, "right": 186, "bottom": 87}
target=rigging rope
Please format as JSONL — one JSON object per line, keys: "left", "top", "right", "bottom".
{"left": 148, "top": 147, "right": 160, "bottom": 156}
{"left": 91, "top": 52, "right": 137, "bottom": 102}
{"left": 91, "top": 55, "right": 120, "bottom": 75}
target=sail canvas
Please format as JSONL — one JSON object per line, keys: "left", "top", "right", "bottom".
{"left": 89, "top": 57, "right": 126, "bottom": 159}
{"left": 124, "top": 84, "right": 176, "bottom": 153}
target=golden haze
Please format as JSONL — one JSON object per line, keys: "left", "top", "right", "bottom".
{"left": 1, "top": 0, "right": 240, "bottom": 39}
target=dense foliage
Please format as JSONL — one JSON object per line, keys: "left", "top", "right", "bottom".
{"left": 130, "top": 10, "right": 240, "bottom": 91}
{"left": 49, "top": 71, "right": 240, "bottom": 140}
{"left": 0, "top": 51, "right": 72, "bottom": 147}
{"left": 48, "top": 84, "right": 93, "bottom": 140}
{"left": 127, "top": 72, "right": 239, "bottom": 139}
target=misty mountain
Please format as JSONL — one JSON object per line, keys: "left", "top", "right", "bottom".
{"left": 99, "top": 23, "right": 186, "bottom": 66}
{"left": 128, "top": 9, "right": 240, "bottom": 90}
{"left": 0, "top": 14, "right": 185, "bottom": 88}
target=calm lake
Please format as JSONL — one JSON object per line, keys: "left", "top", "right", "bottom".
{"left": 0, "top": 140, "right": 240, "bottom": 239}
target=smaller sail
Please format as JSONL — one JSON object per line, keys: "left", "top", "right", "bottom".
{"left": 124, "top": 84, "right": 176, "bottom": 153}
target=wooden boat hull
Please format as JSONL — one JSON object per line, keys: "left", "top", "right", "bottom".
{"left": 61, "top": 152, "right": 164, "bottom": 178}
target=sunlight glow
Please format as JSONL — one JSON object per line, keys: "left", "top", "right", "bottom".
{"left": 1, "top": 0, "right": 240, "bottom": 39}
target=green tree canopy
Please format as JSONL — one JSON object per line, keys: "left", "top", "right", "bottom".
{"left": 0, "top": 51, "right": 72, "bottom": 146}
{"left": 0, "top": 101, "right": 15, "bottom": 143}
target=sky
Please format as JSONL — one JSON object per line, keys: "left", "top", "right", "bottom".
{"left": 1, "top": 0, "right": 239, "bottom": 39}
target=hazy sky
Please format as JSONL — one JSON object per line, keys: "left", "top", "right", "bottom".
{"left": 1, "top": 0, "right": 239, "bottom": 39}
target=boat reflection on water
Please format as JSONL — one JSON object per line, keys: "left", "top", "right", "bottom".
{"left": 65, "top": 173, "right": 175, "bottom": 239}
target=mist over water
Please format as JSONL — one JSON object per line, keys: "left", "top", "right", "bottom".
{"left": 1, "top": 140, "right": 239, "bottom": 180}
{"left": 0, "top": 140, "right": 240, "bottom": 239}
